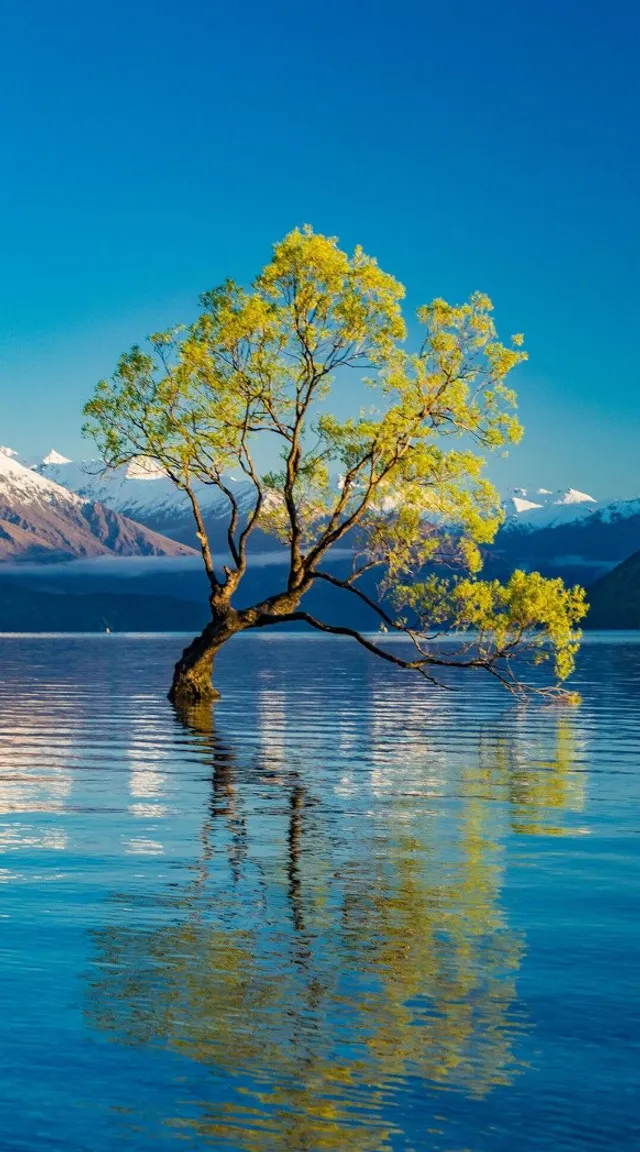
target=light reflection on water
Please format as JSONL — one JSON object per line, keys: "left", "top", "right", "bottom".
{"left": 0, "top": 634, "right": 638, "bottom": 1150}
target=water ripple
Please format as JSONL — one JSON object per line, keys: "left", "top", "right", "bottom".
{"left": 0, "top": 634, "right": 638, "bottom": 1149}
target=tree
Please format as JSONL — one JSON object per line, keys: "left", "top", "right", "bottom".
{"left": 83, "top": 227, "right": 586, "bottom": 704}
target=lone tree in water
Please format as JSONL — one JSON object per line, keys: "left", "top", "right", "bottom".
{"left": 83, "top": 227, "right": 585, "bottom": 704}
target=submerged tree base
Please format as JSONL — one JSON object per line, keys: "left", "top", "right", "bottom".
{"left": 168, "top": 632, "right": 222, "bottom": 705}
{"left": 168, "top": 679, "right": 221, "bottom": 706}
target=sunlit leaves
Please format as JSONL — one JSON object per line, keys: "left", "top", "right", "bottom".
{"left": 397, "top": 570, "right": 587, "bottom": 689}
{"left": 83, "top": 225, "right": 583, "bottom": 694}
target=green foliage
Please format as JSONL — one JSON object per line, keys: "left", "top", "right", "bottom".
{"left": 399, "top": 570, "right": 587, "bottom": 687}
{"left": 83, "top": 225, "right": 584, "bottom": 695}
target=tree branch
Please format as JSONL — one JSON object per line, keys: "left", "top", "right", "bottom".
{"left": 252, "top": 610, "right": 446, "bottom": 683}
{"left": 183, "top": 486, "right": 219, "bottom": 591}
{"left": 310, "top": 570, "right": 398, "bottom": 629}
{"left": 249, "top": 607, "right": 539, "bottom": 698}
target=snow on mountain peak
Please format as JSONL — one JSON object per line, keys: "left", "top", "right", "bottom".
{"left": 42, "top": 449, "right": 72, "bottom": 465}
{"left": 555, "top": 487, "right": 597, "bottom": 505}
{"left": 13, "top": 445, "right": 640, "bottom": 558}
{"left": 37, "top": 452, "right": 259, "bottom": 527}
{"left": 511, "top": 496, "right": 543, "bottom": 513}
{"left": 502, "top": 483, "right": 600, "bottom": 532}
{"left": 0, "top": 445, "right": 83, "bottom": 507}
{"left": 125, "top": 457, "right": 167, "bottom": 480}
{"left": 0, "top": 446, "right": 19, "bottom": 458}
{"left": 0, "top": 448, "right": 197, "bottom": 561}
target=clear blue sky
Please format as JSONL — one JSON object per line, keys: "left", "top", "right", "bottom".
{"left": 1, "top": 0, "right": 638, "bottom": 497}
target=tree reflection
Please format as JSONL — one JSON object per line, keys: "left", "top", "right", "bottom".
{"left": 85, "top": 700, "right": 584, "bottom": 1149}
{"left": 476, "top": 712, "right": 587, "bottom": 836}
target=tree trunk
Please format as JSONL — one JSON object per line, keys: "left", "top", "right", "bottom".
{"left": 168, "top": 618, "right": 238, "bottom": 705}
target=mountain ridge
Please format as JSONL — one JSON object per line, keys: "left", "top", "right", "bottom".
{"left": 0, "top": 449, "right": 197, "bottom": 562}
{"left": 5, "top": 446, "right": 640, "bottom": 593}
{"left": 584, "top": 551, "right": 640, "bottom": 628}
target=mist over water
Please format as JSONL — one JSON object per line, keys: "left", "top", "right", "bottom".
{"left": 0, "top": 634, "right": 638, "bottom": 1150}
{"left": 0, "top": 551, "right": 303, "bottom": 580}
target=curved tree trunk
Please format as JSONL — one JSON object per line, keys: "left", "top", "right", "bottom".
{"left": 168, "top": 587, "right": 306, "bottom": 705}
{"left": 168, "top": 617, "right": 239, "bottom": 705}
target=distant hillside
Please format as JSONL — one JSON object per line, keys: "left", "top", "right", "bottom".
{"left": 0, "top": 555, "right": 383, "bottom": 633}
{"left": 8, "top": 445, "right": 640, "bottom": 628}
{"left": 0, "top": 581, "right": 208, "bottom": 632}
{"left": 585, "top": 551, "right": 640, "bottom": 628}
{"left": 18, "top": 447, "right": 640, "bottom": 583}
{"left": 495, "top": 504, "right": 640, "bottom": 577}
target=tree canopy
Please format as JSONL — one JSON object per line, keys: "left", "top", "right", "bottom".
{"left": 83, "top": 226, "right": 586, "bottom": 702}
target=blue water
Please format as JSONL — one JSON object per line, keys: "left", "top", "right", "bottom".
{"left": 0, "top": 633, "right": 638, "bottom": 1150}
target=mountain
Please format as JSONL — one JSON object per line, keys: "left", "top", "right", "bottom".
{"left": 42, "top": 448, "right": 72, "bottom": 465}
{"left": 584, "top": 551, "right": 640, "bottom": 628}
{"left": 490, "top": 486, "right": 640, "bottom": 587}
{"left": 37, "top": 452, "right": 261, "bottom": 550}
{"left": 0, "top": 579, "right": 208, "bottom": 631}
{"left": 0, "top": 449, "right": 197, "bottom": 562}
{"left": 502, "top": 486, "right": 598, "bottom": 528}
{"left": 35, "top": 453, "right": 610, "bottom": 550}
{"left": 9, "top": 443, "right": 640, "bottom": 630}
{"left": 1, "top": 552, "right": 383, "bottom": 633}
{"left": 16, "top": 447, "right": 640, "bottom": 591}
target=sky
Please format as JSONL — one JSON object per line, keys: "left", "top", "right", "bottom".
{"left": 1, "top": 0, "right": 639, "bottom": 499}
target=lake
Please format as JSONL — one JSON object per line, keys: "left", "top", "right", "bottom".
{"left": 0, "top": 633, "right": 638, "bottom": 1150}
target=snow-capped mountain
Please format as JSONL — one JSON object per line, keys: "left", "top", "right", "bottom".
{"left": 0, "top": 448, "right": 196, "bottom": 562}
{"left": 492, "top": 483, "right": 640, "bottom": 586}
{"left": 42, "top": 449, "right": 72, "bottom": 466}
{"left": 37, "top": 451, "right": 615, "bottom": 548}
{"left": 502, "top": 486, "right": 598, "bottom": 530}
{"left": 11, "top": 447, "right": 640, "bottom": 585}
{"left": 36, "top": 452, "right": 260, "bottom": 549}
{"left": 36, "top": 453, "right": 608, "bottom": 534}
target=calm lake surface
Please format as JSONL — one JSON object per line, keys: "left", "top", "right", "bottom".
{"left": 0, "top": 633, "right": 638, "bottom": 1150}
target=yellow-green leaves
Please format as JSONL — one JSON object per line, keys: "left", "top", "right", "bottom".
{"left": 83, "top": 225, "right": 584, "bottom": 696}
{"left": 257, "top": 225, "right": 406, "bottom": 365}
{"left": 397, "top": 571, "right": 587, "bottom": 691}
